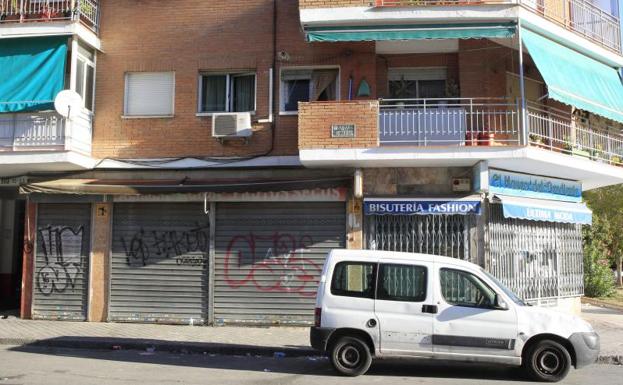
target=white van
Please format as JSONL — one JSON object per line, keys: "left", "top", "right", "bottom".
{"left": 310, "top": 250, "right": 599, "bottom": 382}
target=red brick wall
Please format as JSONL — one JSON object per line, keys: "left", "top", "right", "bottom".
{"left": 93, "top": 0, "right": 376, "bottom": 159}
{"left": 298, "top": 101, "right": 379, "bottom": 149}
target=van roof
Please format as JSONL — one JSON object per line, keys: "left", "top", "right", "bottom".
{"left": 327, "top": 249, "right": 480, "bottom": 270}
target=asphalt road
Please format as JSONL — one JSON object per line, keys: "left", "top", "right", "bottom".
{"left": 0, "top": 345, "right": 621, "bottom": 385}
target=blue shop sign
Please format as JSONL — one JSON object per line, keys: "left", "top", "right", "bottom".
{"left": 364, "top": 198, "right": 482, "bottom": 216}
{"left": 489, "top": 169, "right": 582, "bottom": 203}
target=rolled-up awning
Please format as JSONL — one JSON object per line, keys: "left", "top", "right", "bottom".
{"left": 306, "top": 23, "right": 516, "bottom": 42}
{"left": 364, "top": 197, "right": 482, "bottom": 216}
{"left": 522, "top": 29, "right": 623, "bottom": 124}
{"left": 493, "top": 195, "right": 592, "bottom": 225}
{"left": 0, "top": 36, "right": 68, "bottom": 113}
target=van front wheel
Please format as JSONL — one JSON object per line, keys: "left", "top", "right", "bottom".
{"left": 330, "top": 336, "right": 372, "bottom": 376}
{"left": 523, "top": 340, "right": 572, "bottom": 382}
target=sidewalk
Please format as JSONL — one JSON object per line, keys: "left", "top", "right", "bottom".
{"left": 0, "top": 304, "right": 621, "bottom": 364}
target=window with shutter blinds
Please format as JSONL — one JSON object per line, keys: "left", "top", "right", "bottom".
{"left": 124, "top": 72, "right": 175, "bottom": 116}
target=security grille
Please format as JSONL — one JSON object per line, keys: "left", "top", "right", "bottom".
{"left": 365, "top": 214, "right": 476, "bottom": 261}
{"left": 487, "top": 203, "right": 584, "bottom": 301}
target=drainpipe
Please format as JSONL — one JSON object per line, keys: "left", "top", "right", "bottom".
{"left": 518, "top": 20, "right": 528, "bottom": 146}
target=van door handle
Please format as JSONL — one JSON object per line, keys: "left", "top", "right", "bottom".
{"left": 422, "top": 305, "right": 438, "bottom": 314}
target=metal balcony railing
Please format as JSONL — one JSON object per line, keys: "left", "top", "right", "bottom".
{"left": 527, "top": 102, "right": 623, "bottom": 165}
{"left": 372, "top": 0, "right": 621, "bottom": 53}
{"left": 0, "top": 110, "right": 92, "bottom": 154}
{"left": 0, "top": 0, "right": 99, "bottom": 33}
{"left": 379, "top": 98, "right": 521, "bottom": 146}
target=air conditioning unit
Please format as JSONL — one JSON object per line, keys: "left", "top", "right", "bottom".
{"left": 212, "top": 112, "right": 253, "bottom": 142}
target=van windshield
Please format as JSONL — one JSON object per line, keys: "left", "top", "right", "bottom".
{"left": 480, "top": 268, "right": 526, "bottom": 306}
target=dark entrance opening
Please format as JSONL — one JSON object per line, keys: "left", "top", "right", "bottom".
{"left": 1, "top": 200, "right": 25, "bottom": 316}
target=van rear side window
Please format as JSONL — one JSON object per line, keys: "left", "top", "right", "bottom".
{"left": 331, "top": 262, "right": 376, "bottom": 299}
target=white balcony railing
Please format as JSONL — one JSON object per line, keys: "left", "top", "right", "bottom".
{"left": 0, "top": 110, "right": 92, "bottom": 155}
{"left": 372, "top": 0, "right": 621, "bottom": 53}
{"left": 379, "top": 98, "right": 521, "bottom": 146}
{"left": 0, "top": 0, "right": 99, "bottom": 33}
{"left": 527, "top": 103, "right": 623, "bottom": 165}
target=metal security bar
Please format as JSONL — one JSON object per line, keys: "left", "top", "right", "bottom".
{"left": 0, "top": 0, "right": 100, "bottom": 33}
{"left": 365, "top": 214, "right": 477, "bottom": 262}
{"left": 527, "top": 102, "right": 623, "bottom": 166}
{"left": 379, "top": 98, "right": 520, "bottom": 146}
{"left": 487, "top": 203, "right": 584, "bottom": 301}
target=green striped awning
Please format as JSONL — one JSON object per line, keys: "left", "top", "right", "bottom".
{"left": 305, "top": 23, "right": 516, "bottom": 42}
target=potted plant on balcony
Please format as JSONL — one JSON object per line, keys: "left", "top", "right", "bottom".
{"left": 529, "top": 134, "right": 548, "bottom": 149}
{"left": 611, "top": 155, "right": 622, "bottom": 166}
{"left": 590, "top": 144, "right": 605, "bottom": 162}
{"left": 1, "top": 0, "right": 22, "bottom": 21}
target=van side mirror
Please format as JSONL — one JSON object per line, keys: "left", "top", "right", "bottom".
{"left": 493, "top": 294, "right": 509, "bottom": 310}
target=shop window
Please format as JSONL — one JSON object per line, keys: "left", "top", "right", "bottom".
{"left": 388, "top": 67, "right": 447, "bottom": 100}
{"left": 440, "top": 268, "right": 496, "bottom": 308}
{"left": 331, "top": 261, "right": 376, "bottom": 299}
{"left": 198, "top": 72, "right": 256, "bottom": 113}
{"left": 280, "top": 68, "right": 339, "bottom": 113}
{"left": 378, "top": 263, "right": 427, "bottom": 302}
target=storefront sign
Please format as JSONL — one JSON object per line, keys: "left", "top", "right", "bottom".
{"left": 502, "top": 202, "right": 592, "bottom": 225}
{"left": 331, "top": 124, "right": 356, "bottom": 138}
{"left": 0, "top": 176, "right": 28, "bottom": 186}
{"left": 364, "top": 198, "right": 482, "bottom": 216}
{"left": 489, "top": 169, "right": 581, "bottom": 203}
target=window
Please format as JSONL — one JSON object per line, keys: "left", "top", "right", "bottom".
{"left": 124, "top": 72, "right": 175, "bottom": 117}
{"left": 378, "top": 264, "right": 427, "bottom": 302}
{"left": 199, "top": 72, "right": 256, "bottom": 113}
{"left": 280, "top": 68, "right": 339, "bottom": 113}
{"left": 331, "top": 261, "right": 376, "bottom": 299}
{"left": 388, "top": 68, "right": 447, "bottom": 99}
{"left": 75, "top": 44, "right": 96, "bottom": 112}
{"left": 440, "top": 268, "right": 497, "bottom": 308}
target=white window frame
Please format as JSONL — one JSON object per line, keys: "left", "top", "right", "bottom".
{"left": 387, "top": 67, "right": 447, "bottom": 99}
{"left": 197, "top": 71, "right": 257, "bottom": 116}
{"left": 123, "top": 71, "right": 176, "bottom": 118}
{"left": 75, "top": 51, "right": 96, "bottom": 113}
{"left": 279, "top": 66, "right": 340, "bottom": 116}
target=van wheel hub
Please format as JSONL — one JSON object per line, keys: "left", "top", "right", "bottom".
{"left": 538, "top": 350, "right": 562, "bottom": 374}
{"left": 339, "top": 345, "right": 361, "bottom": 368}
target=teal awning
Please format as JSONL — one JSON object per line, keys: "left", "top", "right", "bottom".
{"left": 306, "top": 23, "right": 516, "bottom": 42}
{"left": 494, "top": 195, "right": 592, "bottom": 225}
{"left": 0, "top": 36, "right": 68, "bottom": 113}
{"left": 522, "top": 29, "right": 623, "bottom": 124}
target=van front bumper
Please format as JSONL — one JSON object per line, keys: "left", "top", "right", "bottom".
{"left": 310, "top": 327, "right": 335, "bottom": 351}
{"left": 569, "top": 332, "right": 600, "bottom": 368}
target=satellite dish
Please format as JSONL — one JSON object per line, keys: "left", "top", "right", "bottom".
{"left": 54, "top": 90, "right": 83, "bottom": 119}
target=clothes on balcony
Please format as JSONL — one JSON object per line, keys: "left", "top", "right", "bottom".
{"left": 305, "top": 23, "right": 516, "bottom": 42}
{"left": 0, "top": 36, "right": 68, "bottom": 113}
{"left": 521, "top": 29, "right": 623, "bottom": 124}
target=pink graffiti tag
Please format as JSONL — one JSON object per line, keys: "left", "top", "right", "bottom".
{"left": 224, "top": 232, "right": 320, "bottom": 297}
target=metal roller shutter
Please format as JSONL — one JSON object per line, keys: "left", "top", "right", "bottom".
{"left": 214, "top": 202, "right": 345, "bottom": 325}
{"left": 109, "top": 203, "right": 209, "bottom": 324}
{"left": 33, "top": 203, "right": 91, "bottom": 320}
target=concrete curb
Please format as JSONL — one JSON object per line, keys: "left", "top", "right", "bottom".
{"left": 582, "top": 297, "right": 623, "bottom": 313}
{"left": 0, "top": 337, "right": 317, "bottom": 358}
{"left": 1, "top": 337, "right": 621, "bottom": 365}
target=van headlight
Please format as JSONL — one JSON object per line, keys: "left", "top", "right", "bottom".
{"left": 581, "top": 332, "right": 599, "bottom": 350}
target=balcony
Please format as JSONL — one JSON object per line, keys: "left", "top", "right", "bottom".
{"left": 298, "top": 99, "right": 623, "bottom": 187}
{"left": 0, "top": 0, "right": 99, "bottom": 34}
{"left": 0, "top": 110, "right": 94, "bottom": 177}
{"left": 300, "top": 0, "right": 621, "bottom": 54}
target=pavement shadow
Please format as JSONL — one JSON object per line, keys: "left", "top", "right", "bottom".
{"left": 9, "top": 337, "right": 528, "bottom": 381}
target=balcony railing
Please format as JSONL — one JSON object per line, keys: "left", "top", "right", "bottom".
{"left": 0, "top": 0, "right": 99, "bottom": 33}
{"left": 0, "top": 110, "right": 92, "bottom": 155}
{"left": 380, "top": 98, "right": 521, "bottom": 146}
{"left": 528, "top": 103, "right": 623, "bottom": 165}
{"left": 372, "top": 0, "right": 621, "bottom": 53}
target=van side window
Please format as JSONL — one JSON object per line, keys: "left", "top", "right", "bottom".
{"left": 378, "top": 264, "right": 427, "bottom": 302}
{"left": 331, "top": 262, "right": 376, "bottom": 299}
{"left": 440, "top": 268, "right": 496, "bottom": 308}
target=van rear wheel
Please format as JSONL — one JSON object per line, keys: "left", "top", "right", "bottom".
{"left": 329, "top": 336, "right": 372, "bottom": 376}
{"left": 523, "top": 340, "right": 572, "bottom": 382}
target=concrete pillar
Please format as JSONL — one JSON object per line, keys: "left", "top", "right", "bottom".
{"left": 88, "top": 202, "right": 112, "bottom": 322}
{"left": 20, "top": 200, "right": 36, "bottom": 319}
{"left": 346, "top": 195, "right": 363, "bottom": 249}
